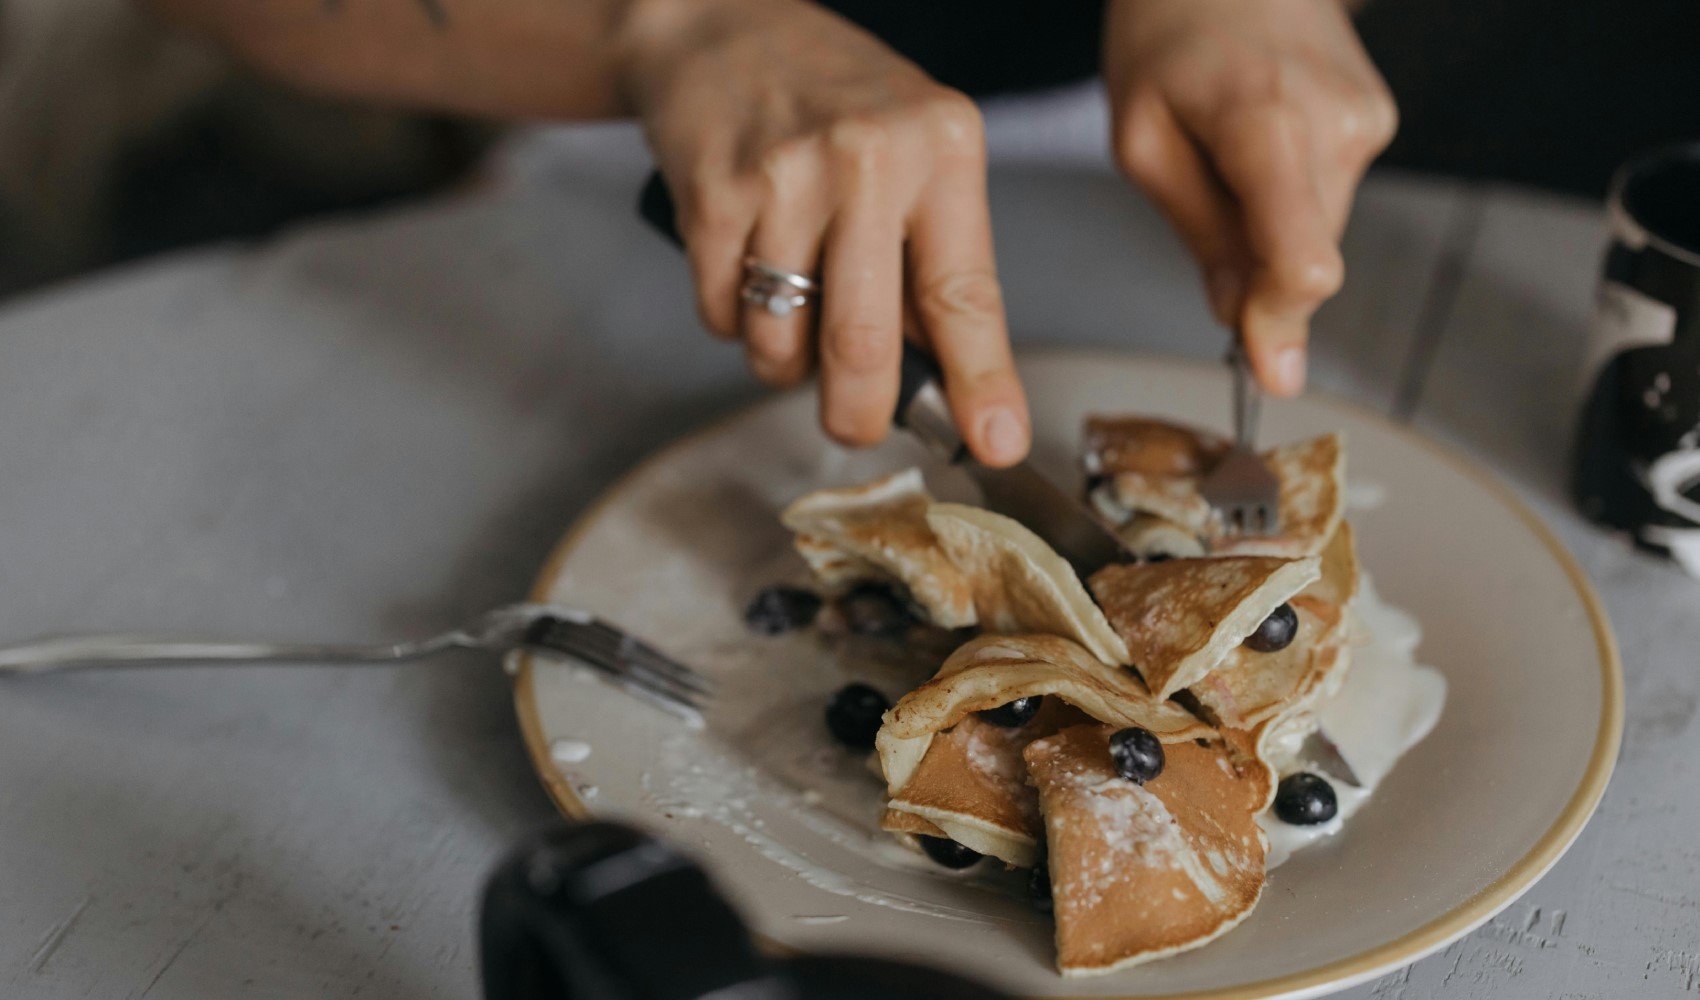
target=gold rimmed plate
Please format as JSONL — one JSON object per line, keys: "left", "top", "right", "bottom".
{"left": 512, "top": 351, "right": 1621, "bottom": 999}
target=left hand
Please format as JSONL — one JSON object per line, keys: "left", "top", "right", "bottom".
{"left": 1102, "top": 0, "right": 1397, "bottom": 396}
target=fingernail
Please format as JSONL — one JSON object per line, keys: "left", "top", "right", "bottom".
{"left": 981, "top": 408, "right": 1028, "bottom": 465}
{"left": 1272, "top": 345, "right": 1307, "bottom": 396}
{"left": 1206, "top": 268, "right": 1242, "bottom": 326}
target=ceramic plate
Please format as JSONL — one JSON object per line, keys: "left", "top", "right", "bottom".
{"left": 512, "top": 352, "right": 1621, "bottom": 999}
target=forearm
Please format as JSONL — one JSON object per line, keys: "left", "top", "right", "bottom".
{"left": 141, "top": 0, "right": 694, "bottom": 120}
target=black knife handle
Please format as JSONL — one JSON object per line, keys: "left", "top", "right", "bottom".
{"left": 638, "top": 172, "right": 684, "bottom": 250}
{"left": 895, "top": 342, "right": 945, "bottom": 430}
{"left": 636, "top": 170, "right": 953, "bottom": 445}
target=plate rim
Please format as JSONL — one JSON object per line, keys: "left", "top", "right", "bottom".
{"left": 509, "top": 350, "right": 1624, "bottom": 1000}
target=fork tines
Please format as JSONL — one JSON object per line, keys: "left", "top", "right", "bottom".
{"left": 523, "top": 615, "right": 712, "bottom": 718}
{"left": 1202, "top": 345, "right": 1283, "bottom": 538}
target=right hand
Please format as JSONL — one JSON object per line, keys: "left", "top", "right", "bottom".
{"left": 615, "top": 0, "right": 1031, "bottom": 466}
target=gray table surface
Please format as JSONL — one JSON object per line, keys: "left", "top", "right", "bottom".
{"left": 1, "top": 94, "right": 1694, "bottom": 999}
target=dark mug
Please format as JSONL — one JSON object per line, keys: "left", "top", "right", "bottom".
{"left": 1573, "top": 143, "right": 1700, "bottom": 573}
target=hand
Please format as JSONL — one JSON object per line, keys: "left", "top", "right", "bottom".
{"left": 1102, "top": 0, "right": 1397, "bottom": 396}
{"left": 615, "top": 0, "right": 1030, "bottom": 464}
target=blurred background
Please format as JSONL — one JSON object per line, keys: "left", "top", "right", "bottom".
{"left": 2, "top": 0, "right": 1697, "bottom": 302}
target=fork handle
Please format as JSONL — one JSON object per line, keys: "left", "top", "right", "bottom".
{"left": 1228, "top": 342, "right": 1261, "bottom": 448}
{"left": 0, "top": 632, "right": 473, "bottom": 673}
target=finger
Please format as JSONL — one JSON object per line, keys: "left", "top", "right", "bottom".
{"left": 1312, "top": 79, "right": 1399, "bottom": 237}
{"left": 1190, "top": 104, "right": 1344, "bottom": 396}
{"left": 816, "top": 198, "right": 904, "bottom": 448}
{"left": 1113, "top": 89, "right": 1251, "bottom": 326}
{"left": 742, "top": 202, "right": 827, "bottom": 387}
{"left": 676, "top": 176, "right": 758, "bottom": 342}
{"left": 907, "top": 167, "right": 1029, "bottom": 467}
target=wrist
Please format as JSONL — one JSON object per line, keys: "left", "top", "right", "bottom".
{"left": 608, "top": 0, "right": 780, "bottom": 116}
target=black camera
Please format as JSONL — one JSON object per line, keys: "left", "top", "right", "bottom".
{"left": 480, "top": 821, "right": 1011, "bottom": 1000}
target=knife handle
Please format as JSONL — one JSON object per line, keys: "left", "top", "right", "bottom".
{"left": 637, "top": 172, "right": 684, "bottom": 249}
{"left": 636, "top": 170, "right": 963, "bottom": 459}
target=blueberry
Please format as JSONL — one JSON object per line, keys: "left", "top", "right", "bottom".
{"left": 1274, "top": 772, "right": 1338, "bottom": 825}
{"left": 824, "top": 683, "right": 890, "bottom": 751}
{"left": 918, "top": 835, "right": 982, "bottom": 870}
{"left": 979, "top": 696, "right": 1042, "bottom": 728}
{"left": 838, "top": 583, "right": 918, "bottom": 636}
{"left": 1109, "top": 727, "right": 1165, "bottom": 784}
{"left": 743, "top": 585, "right": 822, "bottom": 635}
{"left": 1245, "top": 602, "right": 1299, "bottom": 652}
{"left": 1028, "top": 864, "right": 1053, "bottom": 912}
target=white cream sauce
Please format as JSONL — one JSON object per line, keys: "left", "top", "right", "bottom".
{"left": 641, "top": 732, "right": 1043, "bottom": 926}
{"left": 549, "top": 738, "right": 593, "bottom": 764}
{"left": 629, "top": 567, "right": 1441, "bottom": 922}
{"left": 1258, "top": 574, "right": 1447, "bottom": 867}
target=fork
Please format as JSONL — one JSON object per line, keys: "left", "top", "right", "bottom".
{"left": 1200, "top": 344, "right": 1282, "bottom": 537}
{"left": 0, "top": 603, "right": 711, "bottom": 722}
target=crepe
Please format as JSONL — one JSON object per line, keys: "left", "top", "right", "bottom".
{"left": 1113, "top": 514, "right": 1208, "bottom": 561}
{"left": 882, "top": 699, "right": 1080, "bottom": 868}
{"left": 1088, "top": 419, "right": 1346, "bottom": 558}
{"left": 781, "top": 468, "right": 977, "bottom": 627}
{"left": 926, "top": 503, "right": 1130, "bottom": 666}
{"left": 878, "top": 634, "right": 1211, "bottom": 868}
{"left": 1190, "top": 525, "right": 1359, "bottom": 729}
{"left": 879, "top": 808, "right": 948, "bottom": 840}
{"left": 1083, "top": 416, "right": 1229, "bottom": 481}
{"left": 1026, "top": 724, "right": 1268, "bottom": 976}
{"left": 1213, "top": 435, "right": 1347, "bottom": 559}
{"left": 1089, "top": 555, "right": 1321, "bottom": 699}
{"left": 880, "top": 634, "right": 1210, "bottom": 747}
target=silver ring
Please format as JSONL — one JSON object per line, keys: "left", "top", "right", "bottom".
{"left": 741, "top": 258, "right": 817, "bottom": 318}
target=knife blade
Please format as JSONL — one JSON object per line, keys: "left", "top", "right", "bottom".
{"left": 637, "top": 173, "right": 1129, "bottom": 578}
{"left": 894, "top": 345, "right": 1129, "bottom": 579}
{"left": 1299, "top": 730, "right": 1362, "bottom": 788}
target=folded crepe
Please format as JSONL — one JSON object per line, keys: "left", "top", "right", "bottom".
{"left": 1086, "top": 418, "right": 1345, "bottom": 558}
{"left": 1089, "top": 555, "right": 1321, "bottom": 699}
{"left": 1113, "top": 513, "right": 1208, "bottom": 561}
{"left": 1083, "top": 416, "right": 1230, "bottom": 481}
{"left": 783, "top": 473, "right": 1132, "bottom": 663}
{"left": 880, "top": 808, "right": 949, "bottom": 840}
{"left": 1026, "top": 723, "right": 1269, "bottom": 976}
{"left": 781, "top": 468, "right": 977, "bottom": 627}
{"left": 1189, "top": 525, "right": 1360, "bottom": 729}
{"left": 878, "top": 633, "right": 1211, "bottom": 867}
{"left": 881, "top": 699, "right": 1081, "bottom": 867}
{"left": 1213, "top": 434, "right": 1347, "bottom": 559}
{"left": 925, "top": 503, "right": 1130, "bottom": 666}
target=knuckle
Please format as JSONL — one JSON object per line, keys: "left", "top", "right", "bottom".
{"left": 697, "top": 301, "right": 737, "bottom": 339}
{"left": 750, "top": 351, "right": 808, "bottom": 386}
{"left": 822, "top": 322, "right": 896, "bottom": 374}
{"left": 1355, "top": 86, "right": 1399, "bottom": 147}
{"left": 1278, "top": 250, "right": 1345, "bottom": 300}
{"left": 1222, "top": 55, "right": 1294, "bottom": 112}
{"left": 822, "top": 404, "right": 887, "bottom": 447}
{"left": 1113, "top": 93, "right": 1169, "bottom": 181}
{"left": 923, "top": 91, "right": 985, "bottom": 156}
{"left": 825, "top": 117, "right": 893, "bottom": 175}
{"left": 917, "top": 268, "right": 1004, "bottom": 324}
{"left": 756, "top": 138, "right": 818, "bottom": 191}
{"left": 699, "top": 313, "right": 736, "bottom": 341}
{"left": 678, "top": 189, "right": 746, "bottom": 245}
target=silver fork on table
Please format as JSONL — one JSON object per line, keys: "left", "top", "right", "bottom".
{"left": 0, "top": 603, "right": 711, "bottom": 722}
{"left": 1200, "top": 343, "right": 1282, "bottom": 537}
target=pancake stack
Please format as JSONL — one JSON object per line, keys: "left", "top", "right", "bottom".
{"left": 780, "top": 417, "right": 1361, "bottom": 975}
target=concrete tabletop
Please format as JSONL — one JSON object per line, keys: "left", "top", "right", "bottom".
{"left": 0, "top": 92, "right": 1691, "bottom": 999}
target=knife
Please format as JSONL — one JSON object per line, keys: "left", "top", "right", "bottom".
{"left": 637, "top": 174, "right": 1130, "bottom": 578}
